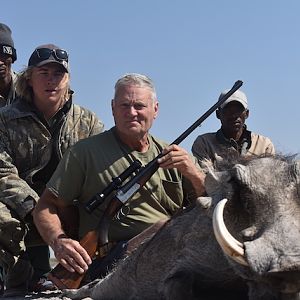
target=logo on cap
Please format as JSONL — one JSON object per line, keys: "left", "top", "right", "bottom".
{"left": 62, "top": 60, "right": 68, "bottom": 69}
{"left": 2, "top": 45, "right": 12, "bottom": 55}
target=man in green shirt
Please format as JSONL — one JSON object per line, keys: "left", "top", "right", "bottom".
{"left": 33, "top": 73, "right": 205, "bottom": 282}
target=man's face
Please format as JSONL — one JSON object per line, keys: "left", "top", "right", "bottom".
{"left": 112, "top": 84, "right": 158, "bottom": 140}
{"left": 29, "top": 63, "right": 67, "bottom": 110}
{"left": 0, "top": 53, "right": 13, "bottom": 81}
{"left": 217, "top": 101, "right": 249, "bottom": 137}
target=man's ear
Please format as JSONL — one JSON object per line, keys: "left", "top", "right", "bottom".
{"left": 245, "top": 109, "right": 249, "bottom": 119}
{"left": 216, "top": 109, "right": 221, "bottom": 120}
{"left": 153, "top": 101, "right": 159, "bottom": 119}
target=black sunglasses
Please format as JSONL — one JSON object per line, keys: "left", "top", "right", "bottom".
{"left": 28, "top": 48, "right": 68, "bottom": 66}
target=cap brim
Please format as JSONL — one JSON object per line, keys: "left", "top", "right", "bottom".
{"left": 220, "top": 99, "right": 248, "bottom": 109}
{"left": 35, "top": 59, "right": 69, "bottom": 72}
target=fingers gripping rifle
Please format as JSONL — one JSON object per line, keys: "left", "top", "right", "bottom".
{"left": 48, "top": 80, "right": 243, "bottom": 289}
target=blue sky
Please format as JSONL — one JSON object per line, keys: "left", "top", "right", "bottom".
{"left": 3, "top": 0, "right": 300, "bottom": 154}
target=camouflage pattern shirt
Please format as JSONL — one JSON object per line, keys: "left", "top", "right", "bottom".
{"left": 0, "top": 71, "right": 17, "bottom": 107}
{"left": 0, "top": 97, "right": 104, "bottom": 220}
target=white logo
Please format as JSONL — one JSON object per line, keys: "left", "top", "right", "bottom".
{"left": 3, "top": 46, "right": 12, "bottom": 55}
{"left": 62, "top": 60, "right": 68, "bottom": 69}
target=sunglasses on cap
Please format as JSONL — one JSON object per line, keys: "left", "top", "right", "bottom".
{"left": 28, "top": 48, "right": 68, "bottom": 67}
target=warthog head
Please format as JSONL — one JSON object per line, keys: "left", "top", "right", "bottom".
{"left": 64, "top": 155, "right": 300, "bottom": 300}
{"left": 207, "top": 155, "right": 300, "bottom": 298}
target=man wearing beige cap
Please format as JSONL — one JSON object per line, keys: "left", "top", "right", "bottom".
{"left": 192, "top": 89, "right": 275, "bottom": 166}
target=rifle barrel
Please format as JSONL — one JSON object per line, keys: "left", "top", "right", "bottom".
{"left": 172, "top": 80, "right": 243, "bottom": 145}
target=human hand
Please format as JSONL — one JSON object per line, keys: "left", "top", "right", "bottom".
{"left": 158, "top": 144, "right": 206, "bottom": 196}
{"left": 157, "top": 144, "right": 196, "bottom": 178}
{"left": 51, "top": 234, "right": 92, "bottom": 274}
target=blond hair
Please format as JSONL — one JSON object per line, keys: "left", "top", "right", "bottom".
{"left": 15, "top": 66, "right": 71, "bottom": 103}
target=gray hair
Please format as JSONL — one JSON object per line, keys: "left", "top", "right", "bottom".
{"left": 114, "top": 73, "right": 157, "bottom": 101}
{"left": 15, "top": 66, "right": 71, "bottom": 103}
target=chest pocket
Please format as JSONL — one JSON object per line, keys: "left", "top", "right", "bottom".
{"left": 160, "top": 179, "right": 183, "bottom": 215}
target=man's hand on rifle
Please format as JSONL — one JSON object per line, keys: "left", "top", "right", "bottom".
{"left": 51, "top": 234, "right": 92, "bottom": 274}
{"left": 33, "top": 189, "right": 92, "bottom": 275}
{"left": 157, "top": 144, "right": 206, "bottom": 196}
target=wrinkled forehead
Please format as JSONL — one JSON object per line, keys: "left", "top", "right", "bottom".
{"left": 114, "top": 84, "right": 154, "bottom": 101}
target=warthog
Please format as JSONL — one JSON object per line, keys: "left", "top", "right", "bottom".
{"left": 64, "top": 155, "right": 300, "bottom": 300}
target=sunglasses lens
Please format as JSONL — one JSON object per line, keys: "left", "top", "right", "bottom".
{"left": 55, "top": 49, "right": 68, "bottom": 61}
{"left": 36, "top": 48, "right": 52, "bottom": 60}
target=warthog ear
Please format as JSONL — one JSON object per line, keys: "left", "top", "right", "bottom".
{"left": 232, "top": 164, "right": 250, "bottom": 186}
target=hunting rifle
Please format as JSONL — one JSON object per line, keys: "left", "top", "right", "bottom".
{"left": 48, "top": 80, "right": 243, "bottom": 289}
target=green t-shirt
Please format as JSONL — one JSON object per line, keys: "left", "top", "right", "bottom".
{"left": 48, "top": 127, "right": 195, "bottom": 241}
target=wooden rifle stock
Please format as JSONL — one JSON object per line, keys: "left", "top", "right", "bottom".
{"left": 48, "top": 230, "right": 99, "bottom": 289}
{"left": 48, "top": 80, "right": 243, "bottom": 289}
{"left": 48, "top": 199, "right": 123, "bottom": 290}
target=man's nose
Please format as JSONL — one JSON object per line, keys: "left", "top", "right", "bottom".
{"left": 46, "top": 75, "right": 56, "bottom": 84}
{"left": 128, "top": 105, "right": 138, "bottom": 114}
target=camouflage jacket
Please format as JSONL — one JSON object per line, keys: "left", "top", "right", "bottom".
{"left": 0, "top": 97, "right": 104, "bottom": 220}
{"left": 0, "top": 71, "right": 17, "bottom": 107}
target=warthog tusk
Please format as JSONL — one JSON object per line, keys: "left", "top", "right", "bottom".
{"left": 213, "top": 198, "right": 248, "bottom": 266}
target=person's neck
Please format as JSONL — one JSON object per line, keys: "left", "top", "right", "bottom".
{"left": 222, "top": 127, "right": 244, "bottom": 142}
{"left": 117, "top": 131, "right": 150, "bottom": 153}
{"left": 33, "top": 101, "right": 61, "bottom": 121}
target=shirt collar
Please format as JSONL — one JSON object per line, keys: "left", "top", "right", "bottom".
{"left": 216, "top": 125, "right": 252, "bottom": 154}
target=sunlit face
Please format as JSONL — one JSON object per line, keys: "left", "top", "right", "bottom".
{"left": 112, "top": 84, "right": 158, "bottom": 140}
{"left": 0, "top": 53, "right": 13, "bottom": 81}
{"left": 29, "top": 63, "right": 68, "bottom": 109}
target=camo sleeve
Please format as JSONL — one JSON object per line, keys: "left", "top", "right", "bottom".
{"left": 0, "top": 116, "right": 38, "bottom": 220}
{"left": 90, "top": 113, "right": 104, "bottom": 136}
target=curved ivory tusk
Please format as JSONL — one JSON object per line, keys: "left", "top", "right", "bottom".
{"left": 213, "top": 198, "right": 248, "bottom": 266}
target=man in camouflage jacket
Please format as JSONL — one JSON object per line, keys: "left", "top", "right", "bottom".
{"left": 0, "top": 43, "right": 104, "bottom": 297}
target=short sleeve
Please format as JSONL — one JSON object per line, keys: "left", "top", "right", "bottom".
{"left": 47, "top": 148, "right": 85, "bottom": 205}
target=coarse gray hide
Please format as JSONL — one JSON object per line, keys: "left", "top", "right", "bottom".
{"left": 64, "top": 155, "right": 300, "bottom": 300}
